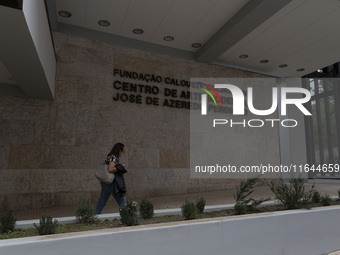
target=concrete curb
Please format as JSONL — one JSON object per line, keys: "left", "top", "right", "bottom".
{"left": 327, "top": 251, "right": 340, "bottom": 255}
{"left": 5, "top": 205, "right": 340, "bottom": 255}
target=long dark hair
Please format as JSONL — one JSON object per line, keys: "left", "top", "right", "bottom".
{"left": 108, "top": 143, "right": 124, "bottom": 157}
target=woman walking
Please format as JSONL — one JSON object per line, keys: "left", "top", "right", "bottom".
{"left": 95, "top": 142, "right": 127, "bottom": 214}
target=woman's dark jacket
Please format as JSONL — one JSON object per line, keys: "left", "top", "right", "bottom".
{"left": 113, "top": 164, "right": 127, "bottom": 197}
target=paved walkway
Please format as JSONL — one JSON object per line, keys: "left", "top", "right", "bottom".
{"left": 11, "top": 180, "right": 340, "bottom": 221}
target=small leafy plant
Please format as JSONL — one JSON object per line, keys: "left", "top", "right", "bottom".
{"left": 0, "top": 210, "right": 16, "bottom": 233}
{"left": 234, "top": 203, "right": 248, "bottom": 215}
{"left": 34, "top": 216, "right": 59, "bottom": 235}
{"left": 196, "top": 197, "right": 206, "bottom": 214}
{"left": 139, "top": 198, "right": 154, "bottom": 219}
{"left": 267, "top": 177, "right": 314, "bottom": 209}
{"left": 311, "top": 190, "right": 321, "bottom": 203}
{"left": 120, "top": 201, "right": 138, "bottom": 226}
{"left": 234, "top": 177, "right": 269, "bottom": 213}
{"left": 321, "top": 195, "right": 332, "bottom": 206}
{"left": 181, "top": 200, "right": 197, "bottom": 220}
{"left": 76, "top": 199, "right": 97, "bottom": 223}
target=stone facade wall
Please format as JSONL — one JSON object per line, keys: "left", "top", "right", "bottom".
{"left": 0, "top": 32, "right": 279, "bottom": 211}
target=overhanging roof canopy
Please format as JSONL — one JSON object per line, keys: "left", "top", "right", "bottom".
{"left": 1, "top": 0, "right": 340, "bottom": 98}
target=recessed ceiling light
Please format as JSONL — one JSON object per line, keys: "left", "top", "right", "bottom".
{"left": 317, "top": 69, "right": 323, "bottom": 73}
{"left": 260, "top": 59, "right": 269, "bottom": 63}
{"left": 279, "top": 64, "right": 288, "bottom": 68}
{"left": 164, "top": 36, "right": 174, "bottom": 41}
{"left": 296, "top": 68, "right": 305, "bottom": 72}
{"left": 239, "top": 54, "right": 248, "bottom": 59}
{"left": 191, "top": 43, "right": 202, "bottom": 48}
{"left": 58, "top": 11, "right": 72, "bottom": 18}
{"left": 133, "top": 29, "right": 144, "bottom": 34}
{"left": 98, "top": 20, "right": 110, "bottom": 27}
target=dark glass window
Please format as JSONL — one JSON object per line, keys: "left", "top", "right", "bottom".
{"left": 303, "top": 64, "right": 340, "bottom": 178}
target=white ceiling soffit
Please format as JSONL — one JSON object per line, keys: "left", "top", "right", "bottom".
{"left": 53, "top": 0, "right": 340, "bottom": 77}
{"left": 214, "top": 0, "right": 340, "bottom": 77}
{"left": 0, "top": 1, "right": 56, "bottom": 99}
{"left": 55, "top": 0, "right": 249, "bottom": 51}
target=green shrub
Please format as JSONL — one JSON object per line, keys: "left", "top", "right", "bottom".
{"left": 0, "top": 210, "right": 16, "bottom": 233}
{"left": 234, "top": 177, "right": 269, "bottom": 213}
{"left": 120, "top": 201, "right": 138, "bottom": 226}
{"left": 311, "top": 190, "right": 321, "bottom": 203}
{"left": 196, "top": 197, "right": 206, "bottom": 214}
{"left": 139, "top": 198, "right": 154, "bottom": 219}
{"left": 321, "top": 195, "right": 332, "bottom": 206}
{"left": 234, "top": 203, "right": 248, "bottom": 215}
{"left": 76, "top": 199, "right": 97, "bottom": 223}
{"left": 34, "top": 216, "right": 59, "bottom": 235}
{"left": 267, "top": 177, "right": 314, "bottom": 209}
{"left": 234, "top": 177, "right": 258, "bottom": 204}
{"left": 181, "top": 200, "right": 197, "bottom": 220}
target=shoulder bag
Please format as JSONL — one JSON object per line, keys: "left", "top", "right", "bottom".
{"left": 95, "top": 163, "right": 115, "bottom": 184}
